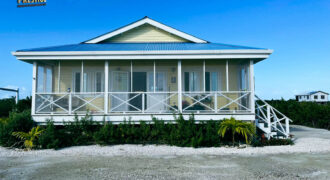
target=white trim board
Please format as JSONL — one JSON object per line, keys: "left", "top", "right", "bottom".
{"left": 14, "top": 54, "right": 271, "bottom": 60}
{"left": 12, "top": 49, "right": 273, "bottom": 56}
{"left": 84, "top": 17, "right": 207, "bottom": 44}
{"left": 33, "top": 114, "right": 255, "bottom": 124}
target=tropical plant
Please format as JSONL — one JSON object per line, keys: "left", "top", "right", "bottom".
{"left": 0, "top": 110, "right": 34, "bottom": 147}
{"left": 218, "top": 117, "right": 255, "bottom": 145}
{"left": 12, "top": 126, "right": 44, "bottom": 150}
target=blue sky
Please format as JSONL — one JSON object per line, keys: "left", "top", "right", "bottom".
{"left": 0, "top": 0, "right": 329, "bottom": 100}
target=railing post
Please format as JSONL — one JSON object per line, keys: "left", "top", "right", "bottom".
{"left": 285, "top": 117, "right": 290, "bottom": 137}
{"left": 267, "top": 105, "right": 271, "bottom": 133}
{"left": 69, "top": 92, "right": 72, "bottom": 115}
{"left": 214, "top": 93, "right": 217, "bottom": 113}
{"left": 178, "top": 60, "right": 182, "bottom": 113}
{"left": 142, "top": 93, "right": 145, "bottom": 113}
{"left": 250, "top": 60, "right": 255, "bottom": 114}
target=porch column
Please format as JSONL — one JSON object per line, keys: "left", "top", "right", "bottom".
{"left": 32, "top": 61, "right": 37, "bottom": 115}
{"left": 249, "top": 60, "right": 255, "bottom": 113}
{"left": 203, "top": 60, "right": 205, "bottom": 92}
{"left": 130, "top": 60, "right": 133, "bottom": 92}
{"left": 57, "top": 61, "right": 61, "bottom": 92}
{"left": 226, "top": 60, "right": 229, "bottom": 91}
{"left": 178, "top": 60, "right": 182, "bottom": 113}
{"left": 81, "top": 61, "right": 84, "bottom": 92}
{"left": 104, "top": 61, "right": 109, "bottom": 114}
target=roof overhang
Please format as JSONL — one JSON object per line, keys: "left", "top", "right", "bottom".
{"left": 83, "top": 17, "right": 207, "bottom": 44}
{"left": 12, "top": 49, "right": 273, "bottom": 62}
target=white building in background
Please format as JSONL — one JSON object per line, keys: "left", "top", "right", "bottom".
{"left": 295, "top": 91, "right": 329, "bottom": 104}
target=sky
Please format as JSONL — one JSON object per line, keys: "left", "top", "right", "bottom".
{"left": 0, "top": 0, "right": 329, "bottom": 100}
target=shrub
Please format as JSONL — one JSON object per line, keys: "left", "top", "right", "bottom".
{"left": 38, "top": 120, "right": 69, "bottom": 149}
{"left": 218, "top": 117, "right": 255, "bottom": 145}
{"left": 12, "top": 126, "right": 44, "bottom": 150}
{"left": 0, "top": 97, "right": 32, "bottom": 118}
{"left": 63, "top": 114, "right": 99, "bottom": 146}
{"left": 0, "top": 98, "right": 15, "bottom": 118}
{"left": 93, "top": 121, "right": 118, "bottom": 145}
{"left": 251, "top": 137, "right": 294, "bottom": 147}
{"left": 264, "top": 99, "right": 330, "bottom": 130}
{"left": 0, "top": 110, "right": 35, "bottom": 147}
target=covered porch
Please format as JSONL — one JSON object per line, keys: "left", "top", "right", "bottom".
{"left": 32, "top": 59, "right": 254, "bottom": 122}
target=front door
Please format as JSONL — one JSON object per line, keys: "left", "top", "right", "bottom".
{"left": 130, "top": 72, "right": 147, "bottom": 111}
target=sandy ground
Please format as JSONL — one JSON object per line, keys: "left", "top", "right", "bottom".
{"left": 0, "top": 125, "right": 330, "bottom": 179}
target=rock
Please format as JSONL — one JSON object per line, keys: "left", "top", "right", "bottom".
{"left": 238, "top": 144, "right": 247, "bottom": 149}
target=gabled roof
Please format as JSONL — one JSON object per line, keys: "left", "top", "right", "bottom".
{"left": 12, "top": 17, "right": 273, "bottom": 61}
{"left": 83, "top": 17, "right": 208, "bottom": 44}
{"left": 296, "top": 91, "right": 329, "bottom": 96}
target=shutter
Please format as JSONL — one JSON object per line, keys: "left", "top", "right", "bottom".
{"left": 184, "top": 72, "right": 189, "bottom": 91}
{"left": 205, "top": 72, "right": 210, "bottom": 91}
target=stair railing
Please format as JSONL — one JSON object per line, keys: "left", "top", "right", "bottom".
{"left": 255, "top": 95, "right": 292, "bottom": 139}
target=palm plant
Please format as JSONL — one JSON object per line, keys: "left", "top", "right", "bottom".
{"left": 12, "top": 126, "right": 44, "bottom": 150}
{"left": 218, "top": 117, "right": 255, "bottom": 145}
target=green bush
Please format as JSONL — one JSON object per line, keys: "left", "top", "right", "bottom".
{"left": 0, "top": 110, "right": 35, "bottom": 147}
{"left": 0, "top": 112, "right": 294, "bottom": 149}
{"left": 93, "top": 115, "right": 226, "bottom": 148}
{"left": 264, "top": 99, "right": 330, "bottom": 130}
{"left": 63, "top": 114, "right": 100, "bottom": 146}
{"left": 0, "top": 98, "right": 15, "bottom": 118}
{"left": 251, "top": 137, "right": 294, "bottom": 147}
{"left": 0, "top": 97, "right": 31, "bottom": 118}
{"left": 38, "top": 120, "right": 69, "bottom": 149}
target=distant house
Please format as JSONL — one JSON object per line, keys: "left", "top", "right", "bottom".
{"left": 295, "top": 91, "right": 329, "bottom": 104}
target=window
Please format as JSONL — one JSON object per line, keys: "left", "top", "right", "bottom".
{"left": 73, "top": 72, "right": 81, "bottom": 92}
{"left": 314, "top": 95, "right": 318, "bottom": 99}
{"left": 205, "top": 72, "right": 219, "bottom": 91}
{"left": 73, "top": 71, "right": 104, "bottom": 93}
{"left": 184, "top": 72, "right": 200, "bottom": 91}
{"left": 96, "top": 72, "right": 102, "bottom": 92}
{"left": 37, "top": 65, "right": 53, "bottom": 93}
{"left": 156, "top": 72, "right": 166, "bottom": 91}
{"left": 321, "top": 95, "right": 325, "bottom": 99}
{"left": 112, "top": 71, "right": 129, "bottom": 92}
{"left": 239, "top": 65, "right": 249, "bottom": 90}
{"left": 307, "top": 96, "right": 309, "bottom": 99}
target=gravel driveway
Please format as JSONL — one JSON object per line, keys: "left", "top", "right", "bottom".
{"left": 1, "top": 125, "right": 330, "bottom": 180}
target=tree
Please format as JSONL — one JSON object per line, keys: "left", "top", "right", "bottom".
{"left": 218, "top": 117, "right": 255, "bottom": 145}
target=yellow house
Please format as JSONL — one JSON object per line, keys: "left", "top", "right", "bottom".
{"left": 12, "top": 17, "right": 290, "bottom": 138}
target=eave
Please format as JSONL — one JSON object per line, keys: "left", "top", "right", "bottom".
{"left": 12, "top": 49, "right": 273, "bottom": 62}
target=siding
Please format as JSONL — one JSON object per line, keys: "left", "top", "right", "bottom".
{"left": 102, "top": 24, "right": 190, "bottom": 43}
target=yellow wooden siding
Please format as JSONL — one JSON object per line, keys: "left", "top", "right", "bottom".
{"left": 102, "top": 24, "right": 190, "bottom": 43}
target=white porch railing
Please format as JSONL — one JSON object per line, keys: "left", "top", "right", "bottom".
{"left": 255, "top": 95, "right": 292, "bottom": 139}
{"left": 35, "top": 92, "right": 105, "bottom": 114}
{"left": 109, "top": 92, "right": 179, "bottom": 113}
{"left": 34, "top": 91, "right": 252, "bottom": 115}
{"left": 182, "top": 91, "right": 251, "bottom": 113}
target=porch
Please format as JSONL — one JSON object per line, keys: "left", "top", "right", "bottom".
{"left": 32, "top": 59, "right": 254, "bottom": 122}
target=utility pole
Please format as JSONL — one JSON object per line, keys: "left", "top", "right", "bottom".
{"left": 0, "top": 87, "right": 19, "bottom": 104}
